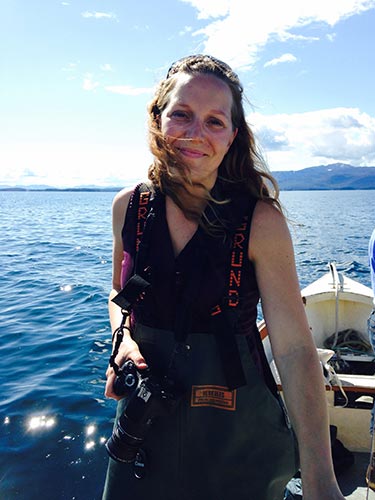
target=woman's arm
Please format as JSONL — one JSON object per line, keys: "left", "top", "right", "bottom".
{"left": 105, "top": 188, "right": 147, "bottom": 400}
{"left": 249, "top": 201, "right": 344, "bottom": 500}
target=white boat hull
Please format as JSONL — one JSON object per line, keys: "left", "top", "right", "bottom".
{"left": 260, "top": 263, "right": 375, "bottom": 453}
{"left": 301, "top": 264, "right": 373, "bottom": 349}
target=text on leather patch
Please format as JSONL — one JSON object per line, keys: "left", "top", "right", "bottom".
{"left": 191, "top": 385, "right": 236, "bottom": 411}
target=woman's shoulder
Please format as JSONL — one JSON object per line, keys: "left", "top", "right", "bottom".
{"left": 112, "top": 187, "right": 133, "bottom": 221}
{"left": 112, "top": 181, "right": 148, "bottom": 209}
{"left": 112, "top": 183, "right": 147, "bottom": 228}
{"left": 113, "top": 185, "right": 137, "bottom": 204}
{"left": 112, "top": 181, "right": 155, "bottom": 228}
{"left": 249, "top": 200, "right": 290, "bottom": 260}
{"left": 252, "top": 199, "right": 284, "bottom": 224}
{"left": 113, "top": 181, "right": 155, "bottom": 207}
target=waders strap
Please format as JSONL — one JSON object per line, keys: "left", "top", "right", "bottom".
{"left": 211, "top": 309, "right": 246, "bottom": 390}
{"left": 135, "top": 188, "right": 152, "bottom": 252}
{"left": 132, "top": 184, "right": 154, "bottom": 276}
{"left": 210, "top": 215, "right": 250, "bottom": 390}
{"left": 122, "top": 184, "right": 252, "bottom": 391}
{"left": 109, "top": 184, "right": 153, "bottom": 371}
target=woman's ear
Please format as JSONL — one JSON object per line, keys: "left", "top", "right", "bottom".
{"left": 228, "top": 128, "right": 238, "bottom": 149}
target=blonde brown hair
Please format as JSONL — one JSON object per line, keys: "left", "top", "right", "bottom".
{"left": 147, "top": 54, "right": 282, "bottom": 223}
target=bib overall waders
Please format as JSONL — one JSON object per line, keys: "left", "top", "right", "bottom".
{"left": 102, "top": 182, "right": 299, "bottom": 499}
{"left": 102, "top": 325, "right": 298, "bottom": 500}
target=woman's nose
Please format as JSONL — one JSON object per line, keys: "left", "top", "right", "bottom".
{"left": 186, "top": 118, "right": 205, "bottom": 139}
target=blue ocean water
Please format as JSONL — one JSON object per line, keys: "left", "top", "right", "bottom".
{"left": 0, "top": 189, "right": 374, "bottom": 499}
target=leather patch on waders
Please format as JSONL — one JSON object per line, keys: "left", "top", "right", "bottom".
{"left": 191, "top": 385, "right": 237, "bottom": 411}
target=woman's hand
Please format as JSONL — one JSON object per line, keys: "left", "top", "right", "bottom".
{"left": 104, "top": 338, "right": 148, "bottom": 400}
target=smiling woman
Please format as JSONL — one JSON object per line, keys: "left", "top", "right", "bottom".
{"left": 102, "top": 54, "right": 345, "bottom": 500}
{"left": 146, "top": 54, "right": 281, "bottom": 225}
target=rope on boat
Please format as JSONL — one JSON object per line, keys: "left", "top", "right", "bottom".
{"left": 320, "top": 358, "right": 349, "bottom": 408}
{"left": 329, "top": 262, "right": 341, "bottom": 349}
{"left": 324, "top": 328, "right": 372, "bottom": 354}
{"left": 323, "top": 328, "right": 372, "bottom": 408}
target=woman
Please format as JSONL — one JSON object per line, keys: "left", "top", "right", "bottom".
{"left": 103, "top": 55, "right": 344, "bottom": 500}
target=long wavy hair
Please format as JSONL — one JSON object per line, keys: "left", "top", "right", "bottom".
{"left": 147, "top": 54, "right": 282, "bottom": 224}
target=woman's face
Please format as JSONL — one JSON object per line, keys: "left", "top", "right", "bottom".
{"left": 160, "top": 73, "right": 237, "bottom": 189}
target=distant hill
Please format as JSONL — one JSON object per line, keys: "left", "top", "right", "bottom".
{"left": 272, "top": 163, "right": 375, "bottom": 190}
{"left": 1, "top": 163, "right": 375, "bottom": 192}
{"left": 0, "top": 185, "right": 122, "bottom": 192}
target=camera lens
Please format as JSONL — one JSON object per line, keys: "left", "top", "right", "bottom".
{"left": 105, "top": 413, "right": 146, "bottom": 463}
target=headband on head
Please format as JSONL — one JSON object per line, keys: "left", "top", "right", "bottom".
{"left": 166, "top": 54, "right": 236, "bottom": 80}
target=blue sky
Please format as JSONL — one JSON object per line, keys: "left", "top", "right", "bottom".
{"left": 2, "top": 0, "right": 375, "bottom": 187}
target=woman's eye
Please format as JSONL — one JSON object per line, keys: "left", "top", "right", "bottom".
{"left": 171, "top": 110, "right": 189, "bottom": 119}
{"left": 207, "top": 118, "right": 224, "bottom": 127}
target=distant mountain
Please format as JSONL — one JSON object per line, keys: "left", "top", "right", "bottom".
{"left": 0, "top": 185, "right": 122, "bottom": 192}
{"left": 272, "top": 163, "right": 375, "bottom": 190}
{"left": 1, "top": 164, "right": 374, "bottom": 192}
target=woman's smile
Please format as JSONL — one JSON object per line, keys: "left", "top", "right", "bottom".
{"left": 177, "top": 146, "right": 207, "bottom": 158}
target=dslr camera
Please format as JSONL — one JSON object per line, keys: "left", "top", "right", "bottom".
{"left": 106, "top": 360, "right": 183, "bottom": 463}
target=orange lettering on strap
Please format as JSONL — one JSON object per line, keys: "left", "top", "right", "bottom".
{"left": 137, "top": 206, "right": 148, "bottom": 220}
{"left": 228, "top": 289, "right": 239, "bottom": 307}
{"left": 229, "top": 269, "right": 241, "bottom": 288}
{"left": 210, "top": 213, "right": 248, "bottom": 315}
{"left": 135, "top": 237, "right": 141, "bottom": 253}
{"left": 231, "top": 251, "right": 243, "bottom": 268}
{"left": 135, "top": 190, "right": 151, "bottom": 253}
{"left": 211, "top": 304, "right": 222, "bottom": 316}
{"left": 238, "top": 217, "right": 247, "bottom": 232}
{"left": 139, "top": 192, "right": 150, "bottom": 206}
{"left": 233, "top": 232, "right": 245, "bottom": 249}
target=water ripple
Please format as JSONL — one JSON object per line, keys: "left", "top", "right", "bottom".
{"left": 0, "top": 189, "right": 374, "bottom": 499}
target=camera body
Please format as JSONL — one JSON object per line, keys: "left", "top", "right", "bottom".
{"left": 106, "top": 360, "right": 183, "bottom": 463}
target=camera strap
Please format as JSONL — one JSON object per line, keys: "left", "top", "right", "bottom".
{"left": 110, "top": 274, "right": 151, "bottom": 374}
{"left": 109, "top": 311, "right": 130, "bottom": 376}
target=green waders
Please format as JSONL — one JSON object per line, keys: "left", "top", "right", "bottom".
{"left": 102, "top": 324, "right": 298, "bottom": 500}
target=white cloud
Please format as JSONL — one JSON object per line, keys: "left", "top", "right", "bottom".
{"left": 179, "top": 26, "right": 193, "bottom": 36}
{"left": 83, "top": 74, "right": 100, "bottom": 91}
{"left": 264, "top": 53, "right": 297, "bottom": 67}
{"left": 81, "top": 11, "right": 118, "bottom": 21}
{"left": 250, "top": 107, "right": 375, "bottom": 171}
{"left": 62, "top": 62, "right": 78, "bottom": 72}
{"left": 180, "top": 0, "right": 231, "bottom": 19}
{"left": 132, "top": 24, "right": 150, "bottom": 32}
{"left": 105, "top": 85, "right": 154, "bottom": 96}
{"left": 181, "top": 0, "right": 375, "bottom": 69}
{"left": 100, "top": 64, "right": 113, "bottom": 72}
{"left": 0, "top": 142, "right": 151, "bottom": 187}
{"left": 326, "top": 33, "right": 337, "bottom": 42}
{"left": 278, "top": 33, "right": 319, "bottom": 43}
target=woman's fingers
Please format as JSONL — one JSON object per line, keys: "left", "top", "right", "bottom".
{"left": 104, "top": 342, "right": 148, "bottom": 400}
